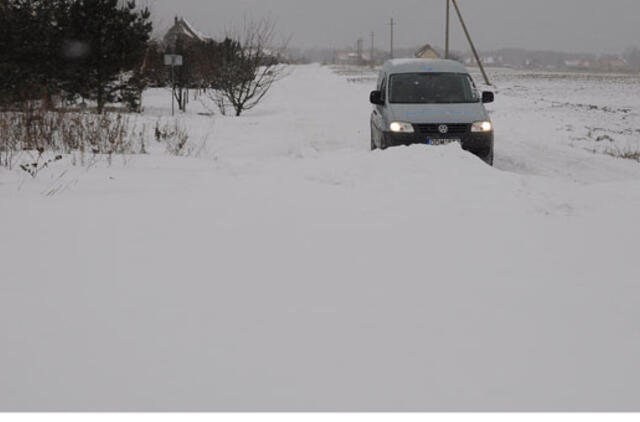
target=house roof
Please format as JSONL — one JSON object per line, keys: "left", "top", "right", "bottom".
{"left": 415, "top": 44, "right": 440, "bottom": 58}
{"left": 180, "top": 18, "right": 212, "bottom": 42}
{"left": 165, "top": 17, "right": 212, "bottom": 44}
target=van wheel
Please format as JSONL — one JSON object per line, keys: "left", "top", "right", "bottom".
{"left": 485, "top": 150, "right": 494, "bottom": 166}
{"left": 370, "top": 127, "right": 377, "bottom": 151}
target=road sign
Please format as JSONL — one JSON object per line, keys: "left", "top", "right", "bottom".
{"left": 164, "top": 54, "right": 183, "bottom": 66}
{"left": 165, "top": 55, "right": 183, "bottom": 116}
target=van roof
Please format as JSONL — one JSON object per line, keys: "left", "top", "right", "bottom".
{"left": 382, "top": 58, "right": 469, "bottom": 75}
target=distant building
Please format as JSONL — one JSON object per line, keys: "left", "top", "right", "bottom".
{"left": 564, "top": 59, "right": 592, "bottom": 70}
{"left": 598, "top": 56, "right": 630, "bottom": 72}
{"left": 482, "top": 56, "right": 503, "bottom": 66}
{"left": 414, "top": 44, "right": 440, "bottom": 59}
{"left": 164, "top": 17, "right": 212, "bottom": 50}
{"left": 245, "top": 45, "right": 282, "bottom": 65}
{"left": 335, "top": 51, "right": 362, "bottom": 65}
{"left": 463, "top": 55, "right": 502, "bottom": 67}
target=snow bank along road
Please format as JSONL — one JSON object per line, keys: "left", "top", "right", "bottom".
{"left": 1, "top": 65, "right": 640, "bottom": 411}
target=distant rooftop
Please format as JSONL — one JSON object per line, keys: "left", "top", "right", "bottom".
{"left": 164, "top": 17, "right": 213, "bottom": 48}
{"left": 415, "top": 44, "right": 441, "bottom": 59}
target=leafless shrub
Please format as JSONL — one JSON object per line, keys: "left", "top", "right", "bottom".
{"left": 212, "top": 94, "right": 228, "bottom": 116}
{"left": 206, "top": 17, "right": 289, "bottom": 117}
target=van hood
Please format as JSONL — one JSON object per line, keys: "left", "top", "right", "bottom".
{"left": 388, "top": 103, "right": 488, "bottom": 124}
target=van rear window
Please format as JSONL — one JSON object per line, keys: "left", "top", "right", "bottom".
{"left": 389, "top": 73, "right": 479, "bottom": 104}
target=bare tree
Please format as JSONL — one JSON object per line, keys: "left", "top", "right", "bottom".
{"left": 207, "top": 18, "right": 288, "bottom": 117}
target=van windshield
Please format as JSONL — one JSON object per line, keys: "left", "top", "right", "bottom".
{"left": 389, "top": 73, "right": 479, "bottom": 104}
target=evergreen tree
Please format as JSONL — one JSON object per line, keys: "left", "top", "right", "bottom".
{"left": 0, "top": 0, "right": 69, "bottom": 106}
{"left": 0, "top": 0, "right": 152, "bottom": 111}
{"left": 121, "top": 40, "right": 167, "bottom": 112}
{"left": 62, "top": 0, "right": 152, "bottom": 113}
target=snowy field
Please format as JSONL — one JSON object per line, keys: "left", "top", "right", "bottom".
{"left": 1, "top": 65, "right": 640, "bottom": 411}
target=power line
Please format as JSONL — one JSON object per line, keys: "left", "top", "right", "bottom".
{"left": 370, "top": 31, "right": 375, "bottom": 66}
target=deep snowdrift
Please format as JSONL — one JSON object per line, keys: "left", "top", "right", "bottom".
{"left": 1, "top": 65, "right": 640, "bottom": 411}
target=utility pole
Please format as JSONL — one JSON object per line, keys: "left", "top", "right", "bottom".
{"left": 451, "top": 0, "right": 491, "bottom": 85}
{"left": 370, "top": 31, "right": 375, "bottom": 67}
{"left": 356, "top": 38, "right": 363, "bottom": 64}
{"left": 389, "top": 17, "right": 395, "bottom": 59}
{"left": 171, "top": 63, "right": 175, "bottom": 116}
{"left": 164, "top": 54, "right": 183, "bottom": 116}
{"left": 445, "top": 0, "right": 450, "bottom": 59}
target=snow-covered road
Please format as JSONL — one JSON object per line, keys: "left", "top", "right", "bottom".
{"left": 1, "top": 65, "right": 640, "bottom": 411}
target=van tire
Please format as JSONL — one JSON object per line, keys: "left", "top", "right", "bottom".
{"left": 379, "top": 135, "right": 388, "bottom": 150}
{"left": 485, "top": 150, "right": 494, "bottom": 166}
{"left": 371, "top": 128, "right": 377, "bottom": 151}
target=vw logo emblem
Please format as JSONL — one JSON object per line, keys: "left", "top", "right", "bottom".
{"left": 438, "top": 124, "right": 449, "bottom": 134}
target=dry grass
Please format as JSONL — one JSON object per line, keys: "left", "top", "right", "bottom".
{"left": 604, "top": 145, "right": 640, "bottom": 162}
{"left": 0, "top": 103, "right": 142, "bottom": 172}
{"left": 154, "top": 120, "right": 191, "bottom": 156}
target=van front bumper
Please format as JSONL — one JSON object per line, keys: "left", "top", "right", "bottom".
{"left": 383, "top": 131, "right": 494, "bottom": 159}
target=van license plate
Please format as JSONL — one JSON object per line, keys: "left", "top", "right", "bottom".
{"left": 428, "top": 138, "right": 460, "bottom": 146}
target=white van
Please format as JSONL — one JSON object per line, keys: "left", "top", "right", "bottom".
{"left": 370, "top": 59, "right": 495, "bottom": 165}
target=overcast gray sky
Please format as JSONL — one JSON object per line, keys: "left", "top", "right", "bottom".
{"left": 147, "top": 0, "right": 640, "bottom": 54}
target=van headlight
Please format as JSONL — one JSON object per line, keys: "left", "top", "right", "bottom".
{"left": 471, "top": 121, "right": 493, "bottom": 132}
{"left": 389, "top": 122, "right": 415, "bottom": 133}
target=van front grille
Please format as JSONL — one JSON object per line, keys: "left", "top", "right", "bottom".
{"left": 415, "top": 123, "right": 469, "bottom": 134}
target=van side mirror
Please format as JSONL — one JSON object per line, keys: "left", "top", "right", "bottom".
{"left": 370, "top": 90, "right": 384, "bottom": 106}
{"left": 482, "top": 91, "right": 494, "bottom": 104}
